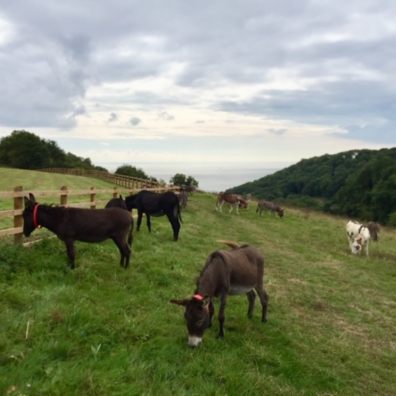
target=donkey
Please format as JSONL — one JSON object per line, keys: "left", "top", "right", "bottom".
{"left": 125, "top": 190, "right": 182, "bottom": 241}
{"left": 171, "top": 241, "right": 269, "bottom": 347}
{"left": 346, "top": 220, "right": 380, "bottom": 256}
{"left": 216, "top": 193, "right": 248, "bottom": 214}
{"left": 178, "top": 189, "right": 188, "bottom": 210}
{"left": 256, "top": 199, "right": 284, "bottom": 218}
{"left": 105, "top": 195, "right": 128, "bottom": 211}
{"left": 23, "top": 193, "right": 132, "bottom": 269}
{"left": 105, "top": 195, "right": 133, "bottom": 247}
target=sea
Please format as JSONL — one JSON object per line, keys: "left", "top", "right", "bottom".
{"left": 103, "top": 162, "right": 290, "bottom": 192}
{"left": 154, "top": 168, "right": 281, "bottom": 192}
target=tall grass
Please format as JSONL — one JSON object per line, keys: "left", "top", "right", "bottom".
{"left": 1, "top": 189, "right": 395, "bottom": 395}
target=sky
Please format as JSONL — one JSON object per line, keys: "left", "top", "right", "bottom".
{"left": 0, "top": 0, "right": 395, "bottom": 190}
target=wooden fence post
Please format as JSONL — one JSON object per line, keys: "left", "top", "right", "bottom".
{"left": 13, "top": 186, "right": 23, "bottom": 244}
{"left": 90, "top": 187, "right": 96, "bottom": 209}
{"left": 60, "top": 186, "right": 68, "bottom": 207}
{"left": 113, "top": 187, "right": 118, "bottom": 198}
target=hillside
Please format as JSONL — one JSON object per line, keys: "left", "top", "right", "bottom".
{"left": 0, "top": 168, "right": 119, "bottom": 231}
{"left": 229, "top": 148, "right": 396, "bottom": 225}
{"left": 0, "top": 168, "right": 117, "bottom": 193}
{"left": 1, "top": 191, "right": 396, "bottom": 395}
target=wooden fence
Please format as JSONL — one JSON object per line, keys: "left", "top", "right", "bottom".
{"left": 0, "top": 185, "right": 175, "bottom": 246}
{"left": 40, "top": 168, "right": 161, "bottom": 190}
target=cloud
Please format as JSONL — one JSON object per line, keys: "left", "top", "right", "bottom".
{"left": 158, "top": 111, "right": 175, "bottom": 121}
{"left": 218, "top": 79, "right": 396, "bottom": 143}
{"left": 0, "top": 0, "right": 395, "bottom": 149}
{"left": 108, "top": 112, "right": 118, "bottom": 123}
{"left": 129, "top": 116, "right": 141, "bottom": 126}
{"left": 268, "top": 128, "right": 287, "bottom": 136}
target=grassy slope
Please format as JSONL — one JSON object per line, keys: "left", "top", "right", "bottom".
{"left": 0, "top": 187, "right": 395, "bottom": 394}
{"left": 0, "top": 168, "right": 117, "bottom": 193}
{"left": 0, "top": 168, "right": 118, "bottom": 231}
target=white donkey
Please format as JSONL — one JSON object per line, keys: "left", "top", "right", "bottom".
{"left": 346, "top": 220, "right": 380, "bottom": 257}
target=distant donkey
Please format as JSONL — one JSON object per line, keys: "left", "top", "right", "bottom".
{"left": 256, "top": 199, "right": 284, "bottom": 218}
{"left": 216, "top": 193, "right": 248, "bottom": 214}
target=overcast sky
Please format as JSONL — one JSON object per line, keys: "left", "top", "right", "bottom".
{"left": 0, "top": 0, "right": 395, "bottom": 186}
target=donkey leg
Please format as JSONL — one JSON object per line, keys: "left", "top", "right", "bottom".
{"left": 208, "top": 300, "right": 215, "bottom": 327}
{"left": 146, "top": 214, "right": 151, "bottom": 233}
{"left": 64, "top": 239, "right": 76, "bottom": 269}
{"left": 166, "top": 212, "right": 180, "bottom": 241}
{"left": 123, "top": 242, "right": 131, "bottom": 268}
{"left": 247, "top": 290, "right": 256, "bottom": 319}
{"left": 218, "top": 293, "right": 228, "bottom": 338}
{"left": 127, "top": 224, "right": 133, "bottom": 247}
{"left": 255, "top": 286, "right": 269, "bottom": 323}
{"left": 137, "top": 210, "right": 143, "bottom": 232}
{"left": 112, "top": 237, "right": 129, "bottom": 268}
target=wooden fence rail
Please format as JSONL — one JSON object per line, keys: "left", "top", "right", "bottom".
{"left": 0, "top": 184, "right": 176, "bottom": 245}
{"left": 40, "top": 168, "right": 161, "bottom": 190}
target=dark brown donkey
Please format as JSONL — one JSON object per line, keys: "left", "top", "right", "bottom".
{"left": 23, "top": 193, "right": 133, "bottom": 269}
{"left": 171, "top": 241, "right": 269, "bottom": 347}
{"left": 105, "top": 195, "right": 133, "bottom": 247}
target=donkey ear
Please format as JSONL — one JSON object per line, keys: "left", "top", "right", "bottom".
{"left": 170, "top": 299, "right": 189, "bottom": 306}
{"left": 24, "top": 196, "right": 31, "bottom": 208}
{"left": 29, "top": 193, "right": 36, "bottom": 204}
{"left": 119, "top": 194, "right": 123, "bottom": 199}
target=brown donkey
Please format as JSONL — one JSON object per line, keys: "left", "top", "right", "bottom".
{"left": 171, "top": 241, "right": 269, "bottom": 347}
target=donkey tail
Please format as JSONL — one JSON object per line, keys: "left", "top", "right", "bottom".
{"left": 216, "top": 240, "right": 240, "bottom": 249}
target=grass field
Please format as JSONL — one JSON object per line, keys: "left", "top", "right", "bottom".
{"left": 0, "top": 168, "right": 119, "bottom": 232}
{"left": 1, "top": 171, "right": 396, "bottom": 395}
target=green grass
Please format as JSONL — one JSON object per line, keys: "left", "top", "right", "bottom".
{"left": 1, "top": 178, "right": 396, "bottom": 395}
{"left": 0, "top": 167, "right": 119, "bottom": 232}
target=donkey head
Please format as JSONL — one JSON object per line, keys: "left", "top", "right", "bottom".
{"left": 105, "top": 195, "right": 128, "bottom": 210}
{"left": 22, "top": 193, "right": 38, "bottom": 237}
{"left": 170, "top": 295, "right": 211, "bottom": 347}
{"left": 351, "top": 236, "right": 365, "bottom": 254}
{"left": 125, "top": 194, "right": 138, "bottom": 211}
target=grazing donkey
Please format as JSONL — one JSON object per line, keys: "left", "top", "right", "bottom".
{"left": 125, "top": 190, "right": 182, "bottom": 241}
{"left": 23, "top": 193, "right": 133, "bottom": 269}
{"left": 346, "top": 220, "right": 380, "bottom": 257}
{"left": 256, "top": 199, "right": 284, "bottom": 218}
{"left": 216, "top": 193, "right": 248, "bottom": 214}
{"left": 171, "top": 241, "right": 269, "bottom": 347}
{"left": 178, "top": 189, "right": 188, "bottom": 210}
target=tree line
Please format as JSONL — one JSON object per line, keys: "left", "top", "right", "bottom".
{"left": 0, "top": 130, "right": 199, "bottom": 188}
{"left": 230, "top": 148, "right": 396, "bottom": 225}
{"left": 0, "top": 130, "right": 104, "bottom": 171}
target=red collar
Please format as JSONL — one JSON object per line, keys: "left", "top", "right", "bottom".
{"left": 193, "top": 293, "right": 204, "bottom": 301}
{"left": 33, "top": 204, "right": 40, "bottom": 228}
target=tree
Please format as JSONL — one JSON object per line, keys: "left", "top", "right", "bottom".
{"left": 0, "top": 130, "right": 64, "bottom": 169}
{"left": 170, "top": 173, "right": 187, "bottom": 186}
{"left": 115, "top": 164, "right": 149, "bottom": 179}
{"left": 170, "top": 173, "right": 199, "bottom": 187}
{"left": 0, "top": 130, "right": 98, "bottom": 170}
